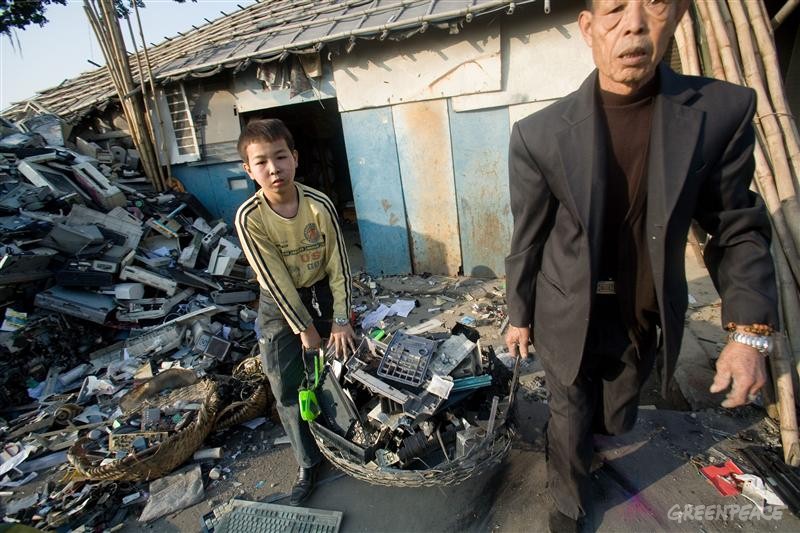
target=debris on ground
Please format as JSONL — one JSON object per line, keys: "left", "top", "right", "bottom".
{"left": 0, "top": 122, "right": 278, "bottom": 529}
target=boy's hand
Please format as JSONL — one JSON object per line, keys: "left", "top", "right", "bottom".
{"left": 300, "top": 325, "right": 322, "bottom": 350}
{"left": 328, "top": 323, "right": 356, "bottom": 359}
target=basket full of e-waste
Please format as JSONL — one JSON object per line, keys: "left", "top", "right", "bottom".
{"left": 215, "top": 355, "right": 277, "bottom": 431}
{"left": 308, "top": 332, "right": 515, "bottom": 488}
{"left": 67, "top": 370, "right": 222, "bottom": 482}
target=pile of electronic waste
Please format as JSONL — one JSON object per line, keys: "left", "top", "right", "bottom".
{"left": 308, "top": 325, "right": 515, "bottom": 485}
{"left": 0, "top": 118, "right": 273, "bottom": 528}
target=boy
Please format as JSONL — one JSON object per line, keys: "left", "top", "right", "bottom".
{"left": 235, "top": 118, "right": 356, "bottom": 505}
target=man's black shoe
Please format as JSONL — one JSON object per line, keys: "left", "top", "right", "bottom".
{"left": 289, "top": 464, "right": 319, "bottom": 506}
{"left": 548, "top": 509, "right": 581, "bottom": 533}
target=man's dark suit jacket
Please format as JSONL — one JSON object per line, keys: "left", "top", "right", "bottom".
{"left": 505, "top": 64, "right": 778, "bottom": 394}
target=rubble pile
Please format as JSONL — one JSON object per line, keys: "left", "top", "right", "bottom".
{"left": 0, "top": 122, "right": 270, "bottom": 528}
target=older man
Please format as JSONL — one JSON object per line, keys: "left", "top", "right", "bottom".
{"left": 505, "top": 1, "right": 778, "bottom": 530}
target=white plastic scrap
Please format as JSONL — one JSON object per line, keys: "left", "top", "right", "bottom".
{"left": 734, "top": 473, "right": 785, "bottom": 511}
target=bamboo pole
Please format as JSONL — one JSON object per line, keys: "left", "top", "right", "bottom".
{"left": 124, "top": 11, "right": 167, "bottom": 190}
{"left": 772, "top": 0, "right": 800, "bottom": 29}
{"left": 95, "top": 0, "right": 163, "bottom": 190}
{"left": 743, "top": 0, "right": 800, "bottom": 192}
{"left": 694, "top": 1, "right": 726, "bottom": 80}
{"left": 717, "top": 1, "right": 741, "bottom": 69}
{"left": 132, "top": 0, "right": 173, "bottom": 188}
{"left": 753, "top": 141, "right": 800, "bottom": 286}
{"left": 763, "top": 362, "right": 781, "bottom": 421}
{"left": 774, "top": 242, "right": 800, "bottom": 397}
{"left": 721, "top": 1, "right": 800, "bottom": 261}
{"left": 678, "top": 13, "right": 701, "bottom": 76}
{"left": 690, "top": 3, "right": 800, "bottom": 464}
{"left": 703, "top": 1, "right": 743, "bottom": 82}
{"left": 772, "top": 329, "right": 800, "bottom": 466}
{"left": 675, "top": 13, "right": 697, "bottom": 76}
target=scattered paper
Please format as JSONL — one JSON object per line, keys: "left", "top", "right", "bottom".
{"left": 735, "top": 473, "right": 784, "bottom": 511}
{"left": 405, "top": 319, "right": 443, "bottom": 335}
{"left": 139, "top": 464, "right": 204, "bottom": 522}
{"left": 361, "top": 304, "right": 390, "bottom": 330}
{"left": 387, "top": 299, "right": 415, "bottom": 318}
{"left": 427, "top": 375, "right": 454, "bottom": 399}
{"left": 273, "top": 435, "right": 291, "bottom": 446}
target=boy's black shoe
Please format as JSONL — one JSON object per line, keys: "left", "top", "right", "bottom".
{"left": 548, "top": 509, "right": 582, "bottom": 533}
{"left": 289, "top": 464, "right": 319, "bottom": 506}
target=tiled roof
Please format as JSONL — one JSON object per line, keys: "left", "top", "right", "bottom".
{"left": 3, "top": 0, "right": 535, "bottom": 122}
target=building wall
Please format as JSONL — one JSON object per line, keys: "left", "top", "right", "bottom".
{"left": 336, "top": 5, "right": 592, "bottom": 277}
{"left": 169, "top": 62, "right": 337, "bottom": 223}
{"left": 170, "top": 4, "right": 592, "bottom": 278}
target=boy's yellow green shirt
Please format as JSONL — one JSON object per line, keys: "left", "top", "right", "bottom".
{"left": 235, "top": 183, "right": 352, "bottom": 333}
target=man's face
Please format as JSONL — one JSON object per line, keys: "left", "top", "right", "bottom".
{"left": 579, "top": 0, "right": 688, "bottom": 94}
{"left": 242, "top": 138, "right": 299, "bottom": 195}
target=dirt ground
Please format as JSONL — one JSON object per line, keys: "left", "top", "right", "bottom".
{"left": 7, "top": 247, "right": 795, "bottom": 532}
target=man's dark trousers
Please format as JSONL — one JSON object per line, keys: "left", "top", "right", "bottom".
{"left": 543, "top": 295, "right": 658, "bottom": 519}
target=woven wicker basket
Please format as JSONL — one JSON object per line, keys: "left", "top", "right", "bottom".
{"left": 67, "top": 379, "right": 221, "bottom": 482}
{"left": 215, "top": 356, "right": 277, "bottom": 430}
{"left": 309, "top": 421, "right": 514, "bottom": 487}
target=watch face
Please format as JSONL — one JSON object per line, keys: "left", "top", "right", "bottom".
{"left": 335, "top": 318, "right": 348, "bottom": 326}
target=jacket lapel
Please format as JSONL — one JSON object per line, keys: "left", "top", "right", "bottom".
{"left": 557, "top": 70, "right": 605, "bottom": 242}
{"left": 647, "top": 65, "right": 704, "bottom": 226}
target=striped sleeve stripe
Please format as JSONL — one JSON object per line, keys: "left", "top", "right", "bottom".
{"left": 304, "top": 189, "right": 352, "bottom": 314}
{"left": 235, "top": 196, "right": 307, "bottom": 331}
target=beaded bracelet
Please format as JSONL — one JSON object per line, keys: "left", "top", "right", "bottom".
{"left": 724, "top": 322, "right": 774, "bottom": 336}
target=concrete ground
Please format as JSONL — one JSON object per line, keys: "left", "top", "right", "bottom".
{"left": 110, "top": 246, "right": 800, "bottom": 533}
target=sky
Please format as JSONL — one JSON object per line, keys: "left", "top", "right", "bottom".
{"left": 0, "top": 0, "right": 257, "bottom": 111}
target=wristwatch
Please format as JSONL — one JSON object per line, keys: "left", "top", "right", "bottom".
{"left": 728, "top": 331, "right": 773, "bottom": 356}
{"left": 334, "top": 317, "right": 349, "bottom": 327}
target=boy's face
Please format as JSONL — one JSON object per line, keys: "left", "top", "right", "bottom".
{"left": 242, "top": 138, "right": 299, "bottom": 195}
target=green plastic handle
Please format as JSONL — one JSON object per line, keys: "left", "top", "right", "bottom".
{"left": 314, "top": 348, "right": 323, "bottom": 389}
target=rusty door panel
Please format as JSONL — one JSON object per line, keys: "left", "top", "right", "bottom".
{"left": 448, "top": 103, "right": 512, "bottom": 277}
{"left": 341, "top": 107, "right": 412, "bottom": 275}
{"left": 392, "top": 100, "right": 462, "bottom": 276}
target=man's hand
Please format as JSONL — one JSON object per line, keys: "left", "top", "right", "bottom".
{"left": 327, "top": 322, "right": 356, "bottom": 359}
{"left": 300, "top": 324, "right": 322, "bottom": 351}
{"left": 709, "top": 340, "right": 767, "bottom": 408}
{"left": 506, "top": 325, "right": 532, "bottom": 359}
